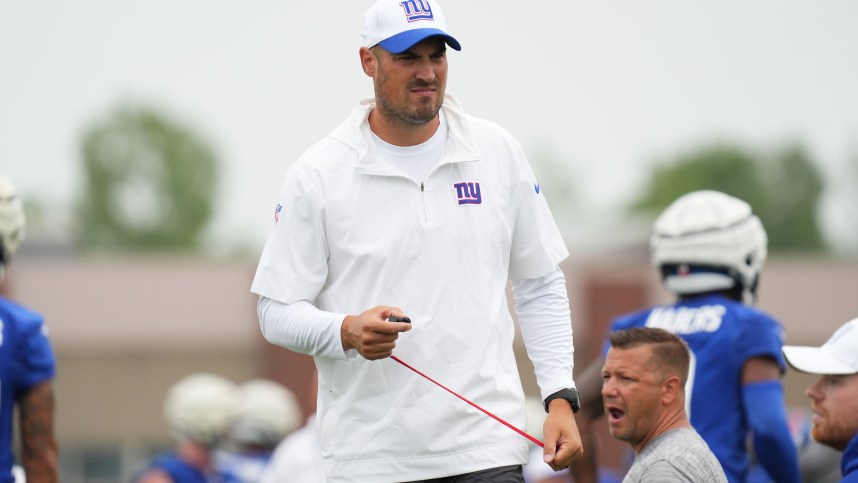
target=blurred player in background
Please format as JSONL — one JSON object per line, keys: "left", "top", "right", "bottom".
{"left": 0, "top": 175, "right": 58, "bottom": 483}
{"left": 215, "top": 379, "right": 302, "bottom": 482}
{"left": 259, "top": 413, "right": 325, "bottom": 483}
{"left": 258, "top": 370, "right": 324, "bottom": 483}
{"left": 783, "top": 317, "right": 858, "bottom": 482}
{"left": 134, "top": 373, "right": 237, "bottom": 483}
{"left": 573, "top": 190, "right": 800, "bottom": 483}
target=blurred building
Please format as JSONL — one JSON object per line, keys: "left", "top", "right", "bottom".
{"left": 2, "top": 239, "right": 857, "bottom": 481}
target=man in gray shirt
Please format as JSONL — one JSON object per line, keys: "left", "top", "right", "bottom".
{"left": 601, "top": 327, "right": 727, "bottom": 482}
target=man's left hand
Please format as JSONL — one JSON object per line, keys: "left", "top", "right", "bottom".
{"left": 542, "top": 399, "right": 584, "bottom": 471}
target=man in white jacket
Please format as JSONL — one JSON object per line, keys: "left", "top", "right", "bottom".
{"left": 251, "top": 1, "right": 583, "bottom": 481}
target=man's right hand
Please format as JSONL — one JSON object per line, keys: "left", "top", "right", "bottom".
{"left": 341, "top": 306, "right": 411, "bottom": 360}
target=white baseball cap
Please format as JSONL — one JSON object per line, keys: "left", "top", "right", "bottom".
{"left": 361, "top": 0, "right": 461, "bottom": 54}
{"left": 783, "top": 318, "right": 858, "bottom": 375}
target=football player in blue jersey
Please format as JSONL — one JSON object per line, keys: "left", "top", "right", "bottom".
{"left": 0, "top": 175, "right": 58, "bottom": 483}
{"left": 215, "top": 379, "right": 302, "bottom": 483}
{"left": 573, "top": 190, "right": 800, "bottom": 483}
{"left": 134, "top": 373, "right": 237, "bottom": 483}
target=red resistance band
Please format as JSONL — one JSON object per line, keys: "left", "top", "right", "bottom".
{"left": 390, "top": 355, "right": 544, "bottom": 447}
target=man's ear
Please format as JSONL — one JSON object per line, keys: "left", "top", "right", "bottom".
{"left": 661, "top": 375, "right": 681, "bottom": 405}
{"left": 359, "top": 47, "right": 376, "bottom": 77}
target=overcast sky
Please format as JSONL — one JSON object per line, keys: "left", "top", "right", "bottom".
{"left": 2, "top": 1, "right": 857, "bottom": 253}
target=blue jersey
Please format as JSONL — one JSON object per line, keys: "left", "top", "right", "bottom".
{"left": 136, "top": 451, "right": 224, "bottom": 483}
{"left": 605, "top": 294, "right": 786, "bottom": 483}
{"left": 843, "top": 433, "right": 858, "bottom": 483}
{"left": 215, "top": 450, "right": 272, "bottom": 483}
{"left": 0, "top": 297, "right": 56, "bottom": 483}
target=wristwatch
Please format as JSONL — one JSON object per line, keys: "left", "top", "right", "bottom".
{"left": 543, "top": 388, "right": 580, "bottom": 413}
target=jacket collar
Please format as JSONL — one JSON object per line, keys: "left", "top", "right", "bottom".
{"left": 329, "top": 94, "right": 480, "bottom": 174}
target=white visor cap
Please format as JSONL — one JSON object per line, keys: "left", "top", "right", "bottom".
{"left": 783, "top": 318, "right": 858, "bottom": 375}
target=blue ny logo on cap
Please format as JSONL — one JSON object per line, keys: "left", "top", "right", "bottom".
{"left": 400, "top": 0, "right": 434, "bottom": 22}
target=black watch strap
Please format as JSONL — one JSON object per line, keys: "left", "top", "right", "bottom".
{"left": 543, "top": 388, "right": 580, "bottom": 413}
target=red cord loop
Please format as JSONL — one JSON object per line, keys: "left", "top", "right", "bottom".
{"left": 390, "top": 355, "right": 544, "bottom": 447}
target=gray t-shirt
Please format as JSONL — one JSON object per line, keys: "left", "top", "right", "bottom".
{"left": 623, "top": 428, "right": 728, "bottom": 483}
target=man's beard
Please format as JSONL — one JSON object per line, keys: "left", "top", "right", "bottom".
{"left": 376, "top": 82, "right": 443, "bottom": 126}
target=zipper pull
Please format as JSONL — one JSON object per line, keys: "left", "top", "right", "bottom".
{"left": 420, "top": 182, "right": 425, "bottom": 192}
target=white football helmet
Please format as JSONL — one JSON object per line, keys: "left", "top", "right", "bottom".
{"left": 227, "top": 379, "right": 302, "bottom": 449}
{"left": 0, "top": 175, "right": 26, "bottom": 279}
{"left": 163, "top": 373, "right": 238, "bottom": 448}
{"left": 650, "top": 190, "right": 768, "bottom": 304}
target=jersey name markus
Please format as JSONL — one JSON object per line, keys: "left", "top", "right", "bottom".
{"left": 645, "top": 305, "right": 726, "bottom": 334}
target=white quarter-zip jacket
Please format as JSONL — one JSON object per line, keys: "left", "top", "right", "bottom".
{"left": 251, "top": 95, "right": 571, "bottom": 482}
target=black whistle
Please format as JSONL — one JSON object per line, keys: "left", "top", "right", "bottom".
{"left": 388, "top": 316, "right": 411, "bottom": 323}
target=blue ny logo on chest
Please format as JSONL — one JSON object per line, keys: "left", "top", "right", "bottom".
{"left": 399, "top": 0, "right": 434, "bottom": 22}
{"left": 454, "top": 181, "right": 482, "bottom": 205}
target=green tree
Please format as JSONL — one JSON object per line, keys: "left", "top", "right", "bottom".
{"left": 830, "top": 151, "right": 858, "bottom": 255}
{"left": 79, "top": 104, "right": 218, "bottom": 251}
{"left": 846, "top": 153, "right": 858, "bottom": 254}
{"left": 633, "top": 143, "right": 826, "bottom": 251}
